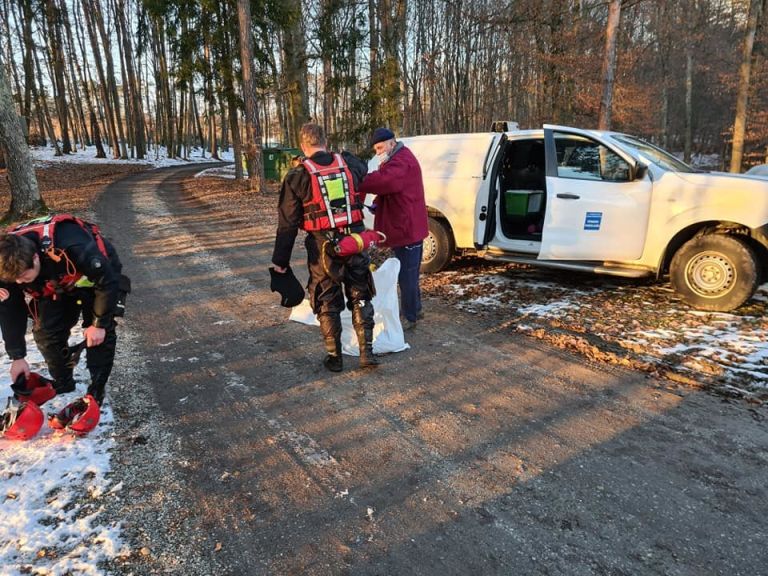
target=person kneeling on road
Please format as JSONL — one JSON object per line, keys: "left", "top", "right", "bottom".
{"left": 270, "top": 123, "right": 378, "bottom": 372}
{"left": 0, "top": 214, "right": 129, "bottom": 435}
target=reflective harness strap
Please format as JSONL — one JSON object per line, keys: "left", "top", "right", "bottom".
{"left": 333, "top": 153, "right": 354, "bottom": 227}
{"left": 302, "top": 155, "right": 361, "bottom": 230}
{"left": 26, "top": 297, "right": 38, "bottom": 325}
{"left": 13, "top": 216, "right": 92, "bottom": 302}
{"left": 303, "top": 157, "right": 338, "bottom": 229}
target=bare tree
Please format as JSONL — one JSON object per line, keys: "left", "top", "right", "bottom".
{"left": 281, "top": 0, "right": 309, "bottom": 146}
{"left": 237, "top": 0, "right": 265, "bottom": 189}
{"left": 0, "top": 59, "right": 46, "bottom": 220}
{"left": 730, "top": 0, "right": 766, "bottom": 172}
{"left": 598, "top": 0, "right": 622, "bottom": 130}
{"left": 44, "top": 0, "right": 73, "bottom": 153}
{"left": 116, "top": 0, "right": 146, "bottom": 158}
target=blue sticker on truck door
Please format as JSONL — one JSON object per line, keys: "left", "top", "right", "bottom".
{"left": 584, "top": 212, "right": 602, "bottom": 231}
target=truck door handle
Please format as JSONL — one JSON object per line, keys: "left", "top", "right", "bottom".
{"left": 556, "top": 193, "right": 580, "bottom": 200}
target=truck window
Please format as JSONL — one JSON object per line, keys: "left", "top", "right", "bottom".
{"left": 554, "top": 134, "right": 630, "bottom": 182}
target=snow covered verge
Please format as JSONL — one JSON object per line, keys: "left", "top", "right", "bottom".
{"left": 423, "top": 261, "right": 768, "bottom": 399}
{"left": 0, "top": 327, "right": 127, "bottom": 576}
{"left": 30, "top": 145, "right": 233, "bottom": 169}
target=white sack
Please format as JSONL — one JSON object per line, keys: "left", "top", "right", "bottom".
{"left": 289, "top": 258, "right": 409, "bottom": 356}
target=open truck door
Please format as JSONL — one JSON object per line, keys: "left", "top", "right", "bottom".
{"left": 474, "top": 133, "right": 506, "bottom": 249}
{"left": 539, "top": 125, "right": 652, "bottom": 261}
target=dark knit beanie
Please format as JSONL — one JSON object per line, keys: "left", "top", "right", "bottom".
{"left": 370, "top": 127, "right": 395, "bottom": 147}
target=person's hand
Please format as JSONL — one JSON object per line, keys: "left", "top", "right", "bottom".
{"left": 10, "top": 359, "right": 30, "bottom": 382}
{"left": 271, "top": 264, "right": 287, "bottom": 274}
{"left": 84, "top": 325, "right": 106, "bottom": 347}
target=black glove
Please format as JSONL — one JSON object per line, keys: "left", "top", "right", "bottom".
{"left": 269, "top": 266, "right": 305, "bottom": 308}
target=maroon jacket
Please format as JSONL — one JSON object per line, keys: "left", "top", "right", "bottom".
{"left": 359, "top": 144, "right": 428, "bottom": 248}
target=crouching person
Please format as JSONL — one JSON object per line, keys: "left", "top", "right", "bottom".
{"left": 0, "top": 214, "right": 128, "bottom": 435}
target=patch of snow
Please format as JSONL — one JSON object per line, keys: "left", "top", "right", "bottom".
{"left": 1, "top": 329, "right": 127, "bottom": 575}
{"left": 30, "top": 144, "right": 233, "bottom": 169}
{"left": 446, "top": 270, "right": 768, "bottom": 390}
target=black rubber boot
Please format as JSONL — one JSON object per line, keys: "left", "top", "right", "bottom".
{"left": 319, "top": 314, "right": 343, "bottom": 372}
{"left": 352, "top": 301, "right": 379, "bottom": 368}
{"left": 53, "top": 374, "right": 76, "bottom": 395}
{"left": 323, "top": 337, "right": 343, "bottom": 372}
{"left": 86, "top": 370, "right": 109, "bottom": 405}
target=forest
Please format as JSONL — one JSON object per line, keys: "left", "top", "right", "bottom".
{"left": 1, "top": 0, "right": 767, "bottom": 185}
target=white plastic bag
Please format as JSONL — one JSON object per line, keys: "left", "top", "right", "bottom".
{"left": 289, "top": 258, "right": 409, "bottom": 355}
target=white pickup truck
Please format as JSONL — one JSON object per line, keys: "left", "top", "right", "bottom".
{"left": 367, "top": 125, "right": 768, "bottom": 312}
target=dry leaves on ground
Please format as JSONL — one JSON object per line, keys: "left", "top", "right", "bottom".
{"left": 423, "top": 257, "right": 768, "bottom": 400}
{"left": 0, "top": 163, "right": 148, "bottom": 219}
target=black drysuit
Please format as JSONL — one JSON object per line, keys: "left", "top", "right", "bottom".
{"left": 0, "top": 220, "right": 123, "bottom": 404}
{"left": 272, "top": 150, "right": 376, "bottom": 358}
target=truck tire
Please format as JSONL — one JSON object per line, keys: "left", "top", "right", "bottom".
{"left": 670, "top": 234, "right": 760, "bottom": 311}
{"left": 421, "top": 217, "right": 455, "bottom": 274}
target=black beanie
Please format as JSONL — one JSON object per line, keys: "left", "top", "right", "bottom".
{"left": 370, "top": 127, "right": 395, "bottom": 147}
{"left": 269, "top": 266, "right": 305, "bottom": 308}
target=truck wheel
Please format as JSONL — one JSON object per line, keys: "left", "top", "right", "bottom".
{"left": 670, "top": 234, "right": 759, "bottom": 311}
{"left": 421, "top": 217, "right": 455, "bottom": 274}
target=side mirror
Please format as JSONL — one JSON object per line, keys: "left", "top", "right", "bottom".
{"left": 633, "top": 163, "right": 648, "bottom": 181}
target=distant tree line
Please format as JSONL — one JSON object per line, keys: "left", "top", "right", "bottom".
{"left": 1, "top": 0, "right": 767, "bottom": 187}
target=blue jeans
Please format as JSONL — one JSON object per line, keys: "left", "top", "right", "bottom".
{"left": 394, "top": 242, "right": 423, "bottom": 322}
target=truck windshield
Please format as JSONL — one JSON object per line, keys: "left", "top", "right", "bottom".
{"left": 612, "top": 134, "right": 697, "bottom": 173}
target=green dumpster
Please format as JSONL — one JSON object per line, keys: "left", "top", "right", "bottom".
{"left": 263, "top": 147, "right": 301, "bottom": 181}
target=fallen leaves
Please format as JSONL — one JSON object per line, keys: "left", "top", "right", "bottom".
{"left": 423, "top": 258, "right": 768, "bottom": 399}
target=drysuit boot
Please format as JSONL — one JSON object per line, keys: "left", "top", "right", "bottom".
{"left": 86, "top": 369, "right": 110, "bottom": 406}
{"left": 84, "top": 325, "right": 117, "bottom": 406}
{"left": 323, "top": 338, "right": 343, "bottom": 372}
{"left": 319, "top": 314, "right": 343, "bottom": 372}
{"left": 52, "top": 374, "right": 76, "bottom": 395}
{"left": 352, "top": 301, "right": 379, "bottom": 368}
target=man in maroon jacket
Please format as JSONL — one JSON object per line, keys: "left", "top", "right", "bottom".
{"left": 359, "top": 128, "right": 428, "bottom": 330}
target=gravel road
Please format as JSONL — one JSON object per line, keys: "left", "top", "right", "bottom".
{"left": 96, "top": 166, "right": 768, "bottom": 576}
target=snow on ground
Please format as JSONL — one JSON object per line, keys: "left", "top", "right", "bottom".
{"left": 432, "top": 265, "right": 768, "bottom": 393}
{"left": 194, "top": 163, "right": 238, "bottom": 179}
{"left": 0, "top": 327, "right": 126, "bottom": 576}
{"left": 30, "top": 144, "right": 233, "bottom": 169}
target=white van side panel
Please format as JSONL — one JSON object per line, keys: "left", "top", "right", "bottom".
{"left": 402, "top": 133, "right": 498, "bottom": 249}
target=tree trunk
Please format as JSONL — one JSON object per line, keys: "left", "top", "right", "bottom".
{"left": 369, "top": 0, "right": 379, "bottom": 125}
{"left": 117, "top": 0, "right": 146, "bottom": 158}
{"left": 236, "top": 0, "right": 264, "bottom": 188}
{"left": 203, "top": 41, "right": 218, "bottom": 159}
{"left": 60, "top": 0, "right": 90, "bottom": 147}
{"left": 72, "top": 0, "right": 99, "bottom": 142}
{"left": 282, "top": 0, "right": 309, "bottom": 147}
{"left": 0, "top": 62, "right": 46, "bottom": 220}
{"left": 81, "top": 0, "right": 119, "bottom": 158}
{"left": 730, "top": 0, "right": 765, "bottom": 172}
{"left": 598, "top": 0, "right": 621, "bottom": 130}
{"left": 114, "top": 2, "right": 134, "bottom": 156}
{"left": 3, "top": 0, "right": 24, "bottom": 115}
{"left": 86, "top": 0, "right": 128, "bottom": 158}
{"left": 44, "top": 0, "right": 73, "bottom": 153}
{"left": 31, "top": 34, "right": 61, "bottom": 155}
{"left": 90, "top": 110, "right": 106, "bottom": 158}
{"left": 16, "top": 0, "right": 34, "bottom": 120}
{"left": 190, "top": 87, "right": 205, "bottom": 156}
{"left": 154, "top": 18, "right": 175, "bottom": 155}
